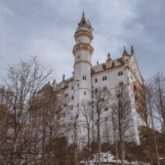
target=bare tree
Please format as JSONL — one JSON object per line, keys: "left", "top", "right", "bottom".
{"left": 110, "top": 107, "right": 119, "bottom": 165}
{"left": 111, "top": 85, "right": 132, "bottom": 165}
{"left": 28, "top": 79, "right": 71, "bottom": 165}
{"left": 145, "top": 83, "right": 160, "bottom": 165}
{"left": 92, "top": 88, "right": 111, "bottom": 165}
{"left": 80, "top": 102, "right": 93, "bottom": 165}
{"left": 0, "top": 56, "right": 51, "bottom": 164}
{"left": 150, "top": 72, "right": 165, "bottom": 132}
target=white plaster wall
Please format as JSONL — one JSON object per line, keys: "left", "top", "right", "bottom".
{"left": 75, "top": 50, "right": 91, "bottom": 62}
{"left": 92, "top": 67, "right": 127, "bottom": 90}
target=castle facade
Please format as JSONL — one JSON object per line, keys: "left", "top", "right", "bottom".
{"left": 51, "top": 13, "right": 145, "bottom": 146}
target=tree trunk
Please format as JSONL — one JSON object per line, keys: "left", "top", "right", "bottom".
{"left": 87, "top": 126, "right": 90, "bottom": 165}
{"left": 98, "top": 117, "right": 101, "bottom": 165}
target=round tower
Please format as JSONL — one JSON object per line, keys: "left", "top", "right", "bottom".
{"left": 73, "top": 12, "right": 94, "bottom": 106}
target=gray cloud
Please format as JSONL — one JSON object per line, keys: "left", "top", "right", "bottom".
{"left": 0, "top": 0, "right": 164, "bottom": 82}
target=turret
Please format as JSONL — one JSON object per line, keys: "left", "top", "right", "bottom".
{"left": 73, "top": 12, "right": 94, "bottom": 105}
{"left": 122, "top": 46, "right": 130, "bottom": 63}
{"left": 106, "top": 53, "right": 113, "bottom": 68}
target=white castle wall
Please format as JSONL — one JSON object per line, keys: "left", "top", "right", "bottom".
{"left": 54, "top": 14, "right": 144, "bottom": 147}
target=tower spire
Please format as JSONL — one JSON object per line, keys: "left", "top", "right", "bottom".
{"left": 82, "top": 9, "right": 85, "bottom": 18}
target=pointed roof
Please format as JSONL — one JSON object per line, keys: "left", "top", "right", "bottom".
{"left": 76, "top": 12, "right": 93, "bottom": 32}
{"left": 123, "top": 46, "right": 129, "bottom": 56}
{"left": 78, "top": 11, "right": 86, "bottom": 26}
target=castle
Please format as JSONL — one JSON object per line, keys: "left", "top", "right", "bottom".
{"left": 47, "top": 13, "right": 145, "bottom": 146}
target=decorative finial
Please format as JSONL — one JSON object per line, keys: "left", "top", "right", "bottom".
{"left": 131, "top": 46, "right": 134, "bottom": 55}
{"left": 124, "top": 46, "right": 126, "bottom": 51}
{"left": 107, "top": 52, "right": 111, "bottom": 59}
{"left": 62, "top": 74, "right": 65, "bottom": 81}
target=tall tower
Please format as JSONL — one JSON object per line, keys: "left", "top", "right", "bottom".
{"left": 73, "top": 12, "right": 94, "bottom": 107}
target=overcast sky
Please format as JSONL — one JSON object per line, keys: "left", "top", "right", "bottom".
{"left": 0, "top": 0, "right": 165, "bottom": 82}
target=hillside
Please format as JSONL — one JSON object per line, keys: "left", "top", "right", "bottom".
{"left": 80, "top": 126, "right": 165, "bottom": 165}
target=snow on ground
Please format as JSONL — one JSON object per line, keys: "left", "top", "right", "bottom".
{"left": 79, "top": 152, "right": 149, "bottom": 165}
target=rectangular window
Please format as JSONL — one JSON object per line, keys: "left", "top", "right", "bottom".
{"left": 71, "top": 96, "right": 74, "bottom": 100}
{"left": 116, "top": 92, "right": 122, "bottom": 98}
{"left": 104, "top": 107, "right": 108, "bottom": 111}
{"left": 103, "top": 86, "right": 107, "bottom": 91}
{"left": 105, "top": 117, "right": 108, "bottom": 122}
{"left": 119, "top": 82, "right": 124, "bottom": 86}
{"left": 135, "top": 95, "right": 138, "bottom": 100}
{"left": 82, "top": 75, "right": 86, "bottom": 80}
{"left": 118, "top": 71, "right": 123, "bottom": 76}
{"left": 95, "top": 88, "right": 98, "bottom": 93}
{"left": 102, "top": 76, "right": 107, "bottom": 81}
{"left": 95, "top": 78, "right": 98, "bottom": 83}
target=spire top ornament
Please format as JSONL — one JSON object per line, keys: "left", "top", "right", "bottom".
{"left": 131, "top": 46, "right": 134, "bottom": 55}
{"left": 82, "top": 9, "right": 85, "bottom": 18}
